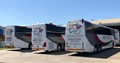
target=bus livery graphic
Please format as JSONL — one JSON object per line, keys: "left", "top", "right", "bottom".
{"left": 68, "top": 23, "right": 82, "bottom": 34}
{"left": 33, "top": 28, "right": 43, "bottom": 37}
{"left": 6, "top": 29, "right": 13, "bottom": 36}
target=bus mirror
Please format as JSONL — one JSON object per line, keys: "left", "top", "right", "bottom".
{"left": 81, "top": 19, "right": 84, "bottom": 23}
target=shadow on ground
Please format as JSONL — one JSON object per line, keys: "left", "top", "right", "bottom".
{"left": 70, "top": 47, "right": 120, "bottom": 59}
{"left": 0, "top": 62, "right": 4, "bottom": 63}
{"left": 115, "top": 44, "right": 120, "bottom": 47}
{"left": 8, "top": 49, "right": 34, "bottom": 53}
{"left": 34, "top": 51, "right": 71, "bottom": 55}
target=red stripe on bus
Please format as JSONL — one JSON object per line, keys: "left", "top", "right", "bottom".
{"left": 93, "top": 34, "right": 112, "bottom": 46}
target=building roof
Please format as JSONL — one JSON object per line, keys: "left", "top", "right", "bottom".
{"left": 93, "top": 18, "right": 120, "bottom": 26}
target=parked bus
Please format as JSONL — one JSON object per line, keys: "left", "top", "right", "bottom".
{"left": 5, "top": 26, "right": 32, "bottom": 49}
{"left": 93, "top": 19, "right": 120, "bottom": 45}
{"left": 5, "top": 26, "right": 14, "bottom": 47}
{"left": 32, "top": 23, "right": 65, "bottom": 52}
{"left": 113, "top": 29, "right": 119, "bottom": 45}
{"left": 65, "top": 19, "right": 116, "bottom": 53}
{"left": 0, "top": 26, "right": 5, "bottom": 47}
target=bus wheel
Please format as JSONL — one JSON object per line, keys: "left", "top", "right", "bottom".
{"left": 28, "top": 43, "right": 32, "bottom": 50}
{"left": 62, "top": 43, "right": 65, "bottom": 51}
{"left": 57, "top": 44, "right": 62, "bottom": 52}
{"left": 77, "top": 52, "right": 81, "bottom": 54}
{"left": 21, "top": 48, "right": 25, "bottom": 50}
{"left": 98, "top": 45, "right": 102, "bottom": 52}
{"left": 94, "top": 45, "right": 98, "bottom": 53}
{"left": 112, "top": 42, "right": 114, "bottom": 48}
{"left": 45, "top": 50, "right": 50, "bottom": 53}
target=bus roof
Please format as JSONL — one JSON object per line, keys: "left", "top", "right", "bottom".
{"left": 33, "top": 23, "right": 65, "bottom": 34}
{"left": 68, "top": 19, "right": 115, "bottom": 30}
{"left": 6, "top": 25, "right": 32, "bottom": 28}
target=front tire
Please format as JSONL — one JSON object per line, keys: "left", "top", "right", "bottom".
{"left": 98, "top": 45, "right": 102, "bottom": 52}
{"left": 28, "top": 43, "right": 32, "bottom": 50}
{"left": 112, "top": 42, "right": 114, "bottom": 48}
{"left": 94, "top": 45, "right": 101, "bottom": 53}
{"left": 57, "top": 44, "right": 62, "bottom": 52}
{"left": 21, "top": 48, "right": 26, "bottom": 50}
{"left": 45, "top": 50, "right": 50, "bottom": 53}
{"left": 94, "top": 45, "right": 98, "bottom": 53}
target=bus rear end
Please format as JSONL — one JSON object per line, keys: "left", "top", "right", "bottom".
{"left": 0, "top": 26, "right": 5, "bottom": 47}
{"left": 114, "top": 29, "right": 120, "bottom": 45}
{"left": 65, "top": 20, "right": 85, "bottom": 52}
{"left": 32, "top": 24, "right": 46, "bottom": 50}
{"left": 5, "top": 26, "right": 14, "bottom": 47}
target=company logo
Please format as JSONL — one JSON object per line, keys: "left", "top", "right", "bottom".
{"left": 67, "top": 23, "right": 82, "bottom": 34}
{"left": 33, "top": 28, "right": 43, "bottom": 37}
{"left": 6, "top": 29, "right": 13, "bottom": 36}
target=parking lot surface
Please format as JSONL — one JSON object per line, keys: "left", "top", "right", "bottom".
{"left": 0, "top": 47, "right": 120, "bottom": 63}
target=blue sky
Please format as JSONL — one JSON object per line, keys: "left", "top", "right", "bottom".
{"left": 0, "top": 0, "right": 120, "bottom": 26}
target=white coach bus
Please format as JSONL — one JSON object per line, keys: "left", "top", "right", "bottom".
{"left": 0, "top": 26, "right": 5, "bottom": 47}
{"left": 5, "top": 26, "right": 14, "bottom": 47}
{"left": 113, "top": 29, "right": 119, "bottom": 45}
{"left": 65, "top": 19, "right": 116, "bottom": 53}
{"left": 32, "top": 23, "right": 65, "bottom": 52}
{"left": 5, "top": 26, "right": 32, "bottom": 49}
{"left": 93, "top": 19, "right": 120, "bottom": 45}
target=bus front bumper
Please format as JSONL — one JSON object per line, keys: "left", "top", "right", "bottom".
{"left": 32, "top": 48, "right": 44, "bottom": 51}
{"left": 66, "top": 48, "right": 85, "bottom": 52}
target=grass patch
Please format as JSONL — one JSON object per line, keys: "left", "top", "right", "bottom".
{"left": 0, "top": 48, "right": 14, "bottom": 50}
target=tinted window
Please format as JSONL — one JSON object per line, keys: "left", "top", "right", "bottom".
{"left": 85, "top": 21, "right": 112, "bottom": 35}
{"left": 46, "top": 24, "right": 65, "bottom": 33}
{"left": 94, "top": 27, "right": 112, "bottom": 35}
{"left": 15, "top": 26, "right": 31, "bottom": 32}
{"left": 85, "top": 21, "right": 94, "bottom": 34}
